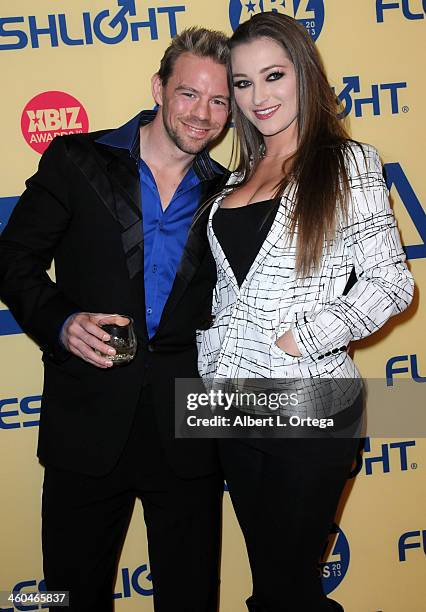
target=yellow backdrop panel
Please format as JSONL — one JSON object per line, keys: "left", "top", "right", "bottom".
{"left": 1, "top": 1, "right": 425, "bottom": 611}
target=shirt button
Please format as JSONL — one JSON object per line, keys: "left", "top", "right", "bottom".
{"left": 152, "top": 265, "right": 157, "bottom": 273}
{"left": 147, "top": 307, "right": 152, "bottom": 315}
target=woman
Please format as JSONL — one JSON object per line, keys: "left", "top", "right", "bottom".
{"left": 197, "top": 12, "right": 414, "bottom": 612}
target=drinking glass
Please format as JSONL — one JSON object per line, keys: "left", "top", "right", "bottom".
{"left": 97, "top": 315, "right": 137, "bottom": 365}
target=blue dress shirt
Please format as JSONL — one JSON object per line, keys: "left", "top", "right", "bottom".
{"left": 96, "top": 111, "right": 222, "bottom": 338}
{"left": 139, "top": 158, "right": 201, "bottom": 337}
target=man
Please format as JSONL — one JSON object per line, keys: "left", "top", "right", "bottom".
{"left": 0, "top": 28, "right": 230, "bottom": 611}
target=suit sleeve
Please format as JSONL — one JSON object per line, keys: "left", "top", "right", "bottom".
{"left": 290, "top": 144, "right": 414, "bottom": 360}
{"left": 0, "top": 137, "right": 80, "bottom": 359}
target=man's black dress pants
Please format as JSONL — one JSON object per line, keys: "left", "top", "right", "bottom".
{"left": 42, "top": 383, "right": 222, "bottom": 612}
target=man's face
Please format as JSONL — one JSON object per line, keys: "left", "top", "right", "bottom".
{"left": 153, "top": 52, "right": 230, "bottom": 155}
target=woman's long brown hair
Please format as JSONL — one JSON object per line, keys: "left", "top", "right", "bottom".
{"left": 228, "top": 12, "right": 359, "bottom": 277}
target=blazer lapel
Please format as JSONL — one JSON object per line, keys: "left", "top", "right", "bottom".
{"left": 206, "top": 175, "right": 296, "bottom": 294}
{"left": 240, "top": 185, "right": 296, "bottom": 289}
{"left": 208, "top": 191, "right": 240, "bottom": 295}
{"left": 107, "top": 151, "right": 144, "bottom": 279}
{"left": 69, "top": 138, "right": 144, "bottom": 280}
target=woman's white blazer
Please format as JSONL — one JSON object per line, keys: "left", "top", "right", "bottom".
{"left": 197, "top": 143, "right": 414, "bottom": 381}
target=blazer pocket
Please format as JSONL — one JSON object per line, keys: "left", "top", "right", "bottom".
{"left": 269, "top": 340, "right": 301, "bottom": 362}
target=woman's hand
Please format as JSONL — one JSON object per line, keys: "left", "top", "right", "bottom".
{"left": 275, "top": 329, "right": 302, "bottom": 357}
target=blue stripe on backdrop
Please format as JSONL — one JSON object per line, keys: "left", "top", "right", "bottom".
{"left": 0, "top": 309, "right": 22, "bottom": 336}
{"left": 0, "top": 197, "right": 21, "bottom": 335}
{"left": 0, "top": 196, "right": 19, "bottom": 233}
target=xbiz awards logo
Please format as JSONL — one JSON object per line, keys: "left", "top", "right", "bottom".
{"left": 21, "top": 91, "right": 89, "bottom": 154}
{"left": 229, "top": 0, "right": 325, "bottom": 41}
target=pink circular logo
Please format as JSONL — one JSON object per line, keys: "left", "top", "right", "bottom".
{"left": 21, "top": 91, "right": 89, "bottom": 154}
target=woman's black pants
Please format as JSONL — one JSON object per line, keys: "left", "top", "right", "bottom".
{"left": 219, "top": 423, "right": 360, "bottom": 612}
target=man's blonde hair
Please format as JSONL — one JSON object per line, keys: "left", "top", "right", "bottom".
{"left": 158, "top": 27, "right": 229, "bottom": 85}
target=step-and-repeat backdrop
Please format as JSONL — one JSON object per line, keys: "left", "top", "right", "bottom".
{"left": 1, "top": 1, "right": 425, "bottom": 611}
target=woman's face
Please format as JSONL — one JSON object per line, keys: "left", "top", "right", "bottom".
{"left": 231, "top": 37, "right": 298, "bottom": 141}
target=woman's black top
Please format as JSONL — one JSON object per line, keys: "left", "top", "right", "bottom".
{"left": 212, "top": 199, "right": 278, "bottom": 287}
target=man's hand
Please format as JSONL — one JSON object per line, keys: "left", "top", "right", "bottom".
{"left": 275, "top": 329, "right": 302, "bottom": 357}
{"left": 61, "top": 313, "right": 118, "bottom": 368}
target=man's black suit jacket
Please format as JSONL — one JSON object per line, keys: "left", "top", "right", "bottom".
{"left": 0, "top": 130, "right": 227, "bottom": 478}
